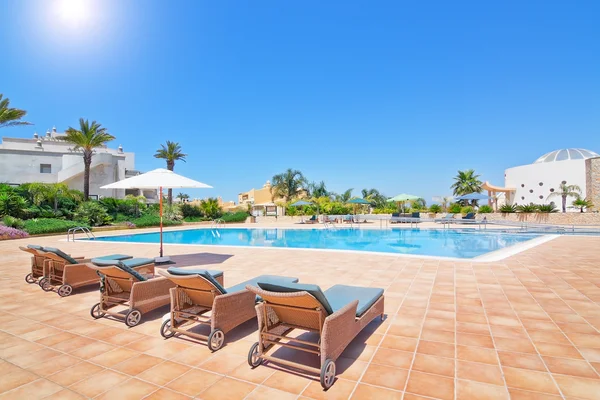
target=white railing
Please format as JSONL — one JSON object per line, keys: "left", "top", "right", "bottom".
{"left": 67, "top": 226, "right": 96, "bottom": 241}
{"left": 211, "top": 218, "right": 225, "bottom": 229}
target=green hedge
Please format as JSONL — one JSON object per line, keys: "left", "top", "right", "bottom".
{"left": 221, "top": 211, "right": 249, "bottom": 223}
{"left": 130, "top": 214, "right": 182, "bottom": 228}
{"left": 24, "top": 218, "right": 88, "bottom": 235}
{"left": 183, "top": 216, "right": 211, "bottom": 222}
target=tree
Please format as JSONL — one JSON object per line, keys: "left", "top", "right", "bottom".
{"left": 361, "top": 188, "right": 387, "bottom": 208}
{"left": 572, "top": 197, "right": 593, "bottom": 213}
{"left": 199, "top": 197, "right": 222, "bottom": 219}
{"left": 451, "top": 169, "right": 483, "bottom": 205}
{"left": 154, "top": 141, "right": 187, "bottom": 205}
{"left": 0, "top": 94, "right": 32, "bottom": 128}
{"left": 547, "top": 183, "right": 581, "bottom": 213}
{"left": 176, "top": 192, "right": 190, "bottom": 203}
{"left": 334, "top": 188, "right": 354, "bottom": 203}
{"left": 307, "top": 181, "right": 329, "bottom": 198}
{"left": 64, "top": 119, "right": 115, "bottom": 200}
{"left": 271, "top": 169, "right": 307, "bottom": 202}
{"left": 412, "top": 198, "right": 427, "bottom": 210}
{"left": 441, "top": 196, "right": 452, "bottom": 212}
{"left": 25, "top": 183, "right": 81, "bottom": 212}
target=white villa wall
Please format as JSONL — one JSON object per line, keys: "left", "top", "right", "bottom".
{"left": 505, "top": 159, "right": 586, "bottom": 209}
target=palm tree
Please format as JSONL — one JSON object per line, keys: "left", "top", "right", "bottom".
{"left": 547, "top": 183, "right": 581, "bottom": 213}
{"left": 334, "top": 188, "right": 353, "bottom": 203}
{"left": 271, "top": 169, "right": 307, "bottom": 202}
{"left": 176, "top": 192, "right": 190, "bottom": 203}
{"left": 0, "top": 94, "right": 32, "bottom": 128}
{"left": 64, "top": 119, "right": 115, "bottom": 200}
{"left": 199, "top": 197, "right": 222, "bottom": 219}
{"left": 451, "top": 169, "right": 483, "bottom": 205}
{"left": 154, "top": 141, "right": 187, "bottom": 205}
{"left": 308, "top": 181, "right": 329, "bottom": 198}
{"left": 572, "top": 197, "right": 592, "bottom": 213}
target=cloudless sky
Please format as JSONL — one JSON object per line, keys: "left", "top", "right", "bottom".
{"left": 1, "top": 0, "right": 599, "bottom": 203}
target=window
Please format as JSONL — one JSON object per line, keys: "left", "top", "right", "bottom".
{"left": 539, "top": 182, "right": 543, "bottom": 186}
{"left": 550, "top": 188, "right": 555, "bottom": 192}
{"left": 40, "top": 164, "right": 51, "bottom": 174}
{"left": 529, "top": 189, "right": 534, "bottom": 193}
{"left": 539, "top": 195, "right": 544, "bottom": 199}
{"left": 562, "top": 180, "right": 567, "bottom": 184}
{"left": 521, "top": 184, "right": 525, "bottom": 187}
{"left": 521, "top": 196, "right": 525, "bottom": 200}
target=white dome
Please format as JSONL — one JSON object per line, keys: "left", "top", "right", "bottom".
{"left": 534, "top": 148, "right": 599, "bottom": 163}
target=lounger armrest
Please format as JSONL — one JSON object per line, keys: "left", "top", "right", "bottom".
{"left": 130, "top": 277, "right": 176, "bottom": 314}
{"left": 212, "top": 290, "right": 256, "bottom": 333}
{"left": 321, "top": 299, "right": 359, "bottom": 364}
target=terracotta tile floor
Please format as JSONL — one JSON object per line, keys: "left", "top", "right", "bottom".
{"left": 1, "top": 229, "right": 600, "bottom": 399}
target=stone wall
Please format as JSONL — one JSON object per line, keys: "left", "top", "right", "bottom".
{"left": 586, "top": 157, "right": 600, "bottom": 210}
{"left": 480, "top": 212, "right": 600, "bottom": 225}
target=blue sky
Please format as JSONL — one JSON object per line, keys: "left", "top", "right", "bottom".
{"left": 1, "top": 0, "right": 599, "bottom": 204}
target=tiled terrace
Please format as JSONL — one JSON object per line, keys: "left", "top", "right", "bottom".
{"left": 1, "top": 230, "right": 600, "bottom": 399}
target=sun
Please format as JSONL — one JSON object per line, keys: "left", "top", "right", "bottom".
{"left": 55, "top": 0, "right": 90, "bottom": 24}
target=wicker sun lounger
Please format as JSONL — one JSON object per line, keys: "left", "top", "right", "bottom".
{"left": 88, "top": 258, "right": 175, "bottom": 327}
{"left": 20, "top": 245, "right": 52, "bottom": 285}
{"left": 158, "top": 268, "right": 299, "bottom": 351}
{"left": 21, "top": 245, "right": 133, "bottom": 297}
{"left": 245, "top": 281, "right": 385, "bottom": 389}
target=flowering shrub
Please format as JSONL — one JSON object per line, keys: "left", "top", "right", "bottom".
{"left": 124, "top": 221, "right": 136, "bottom": 228}
{"left": 0, "top": 225, "right": 29, "bottom": 240}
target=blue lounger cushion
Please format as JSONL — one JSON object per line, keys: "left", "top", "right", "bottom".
{"left": 256, "top": 281, "right": 334, "bottom": 315}
{"left": 166, "top": 267, "right": 224, "bottom": 280}
{"left": 226, "top": 275, "right": 299, "bottom": 294}
{"left": 92, "top": 258, "right": 155, "bottom": 282}
{"left": 93, "top": 254, "right": 132, "bottom": 261}
{"left": 27, "top": 244, "right": 44, "bottom": 251}
{"left": 324, "top": 285, "right": 384, "bottom": 317}
{"left": 43, "top": 247, "right": 79, "bottom": 265}
{"left": 166, "top": 267, "right": 227, "bottom": 294}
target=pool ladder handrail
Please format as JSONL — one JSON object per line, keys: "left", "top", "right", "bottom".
{"left": 211, "top": 218, "right": 225, "bottom": 229}
{"left": 67, "top": 226, "right": 96, "bottom": 242}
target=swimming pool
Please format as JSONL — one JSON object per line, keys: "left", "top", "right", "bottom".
{"left": 91, "top": 228, "right": 543, "bottom": 259}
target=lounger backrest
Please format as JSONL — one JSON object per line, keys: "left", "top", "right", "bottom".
{"left": 248, "top": 284, "right": 329, "bottom": 331}
{"left": 20, "top": 246, "right": 41, "bottom": 256}
{"left": 158, "top": 270, "right": 223, "bottom": 308}
{"left": 42, "top": 247, "right": 79, "bottom": 265}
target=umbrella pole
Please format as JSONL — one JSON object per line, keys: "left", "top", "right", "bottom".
{"left": 159, "top": 186, "right": 163, "bottom": 258}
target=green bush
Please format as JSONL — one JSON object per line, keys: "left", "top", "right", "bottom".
{"left": 516, "top": 203, "right": 538, "bottom": 213}
{"left": 538, "top": 203, "right": 558, "bottom": 213}
{"left": 181, "top": 203, "right": 203, "bottom": 218}
{"left": 448, "top": 203, "right": 462, "bottom": 214}
{"left": 460, "top": 206, "right": 474, "bottom": 215}
{"left": 2, "top": 216, "right": 25, "bottom": 229}
{"left": 0, "top": 192, "right": 28, "bottom": 218}
{"left": 499, "top": 204, "right": 517, "bottom": 213}
{"left": 221, "top": 211, "right": 249, "bottom": 223}
{"left": 130, "top": 214, "right": 182, "bottom": 228}
{"left": 428, "top": 204, "right": 442, "bottom": 213}
{"left": 478, "top": 205, "right": 493, "bottom": 213}
{"left": 183, "top": 216, "right": 211, "bottom": 222}
{"left": 74, "top": 202, "right": 112, "bottom": 226}
{"left": 23, "top": 218, "right": 87, "bottom": 235}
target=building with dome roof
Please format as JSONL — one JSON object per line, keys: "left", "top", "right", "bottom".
{"left": 485, "top": 148, "right": 600, "bottom": 212}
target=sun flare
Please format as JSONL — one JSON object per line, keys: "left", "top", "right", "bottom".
{"left": 55, "top": 0, "right": 90, "bottom": 24}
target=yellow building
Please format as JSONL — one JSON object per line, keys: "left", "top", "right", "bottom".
{"left": 238, "top": 180, "right": 292, "bottom": 217}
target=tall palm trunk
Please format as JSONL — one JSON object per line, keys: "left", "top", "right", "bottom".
{"left": 167, "top": 161, "right": 174, "bottom": 205}
{"left": 83, "top": 150, "right": 93, "bottom": 200}
{"left": 562, "top": 195, "right": 567, "bottom": 213}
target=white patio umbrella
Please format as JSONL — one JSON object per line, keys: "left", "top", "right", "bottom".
{"left": 101, "top": 168, "right": 212, "bottom": 260}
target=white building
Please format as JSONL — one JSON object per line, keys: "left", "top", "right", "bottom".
{"left": 0, "top": 128, "right": 157, "bottom": 201}
{"left": 486, "top": 148, "right": 600, "bottom": 211}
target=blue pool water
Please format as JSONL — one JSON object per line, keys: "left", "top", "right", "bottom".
{"left": 92, "top": 228, "right": 541, "bottom": 259}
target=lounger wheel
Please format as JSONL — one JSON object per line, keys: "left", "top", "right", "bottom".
{"left": 320, "top": 359, "right": 336, "bottom": 389}
{"left": 160, "top": 320, "right": 176, "bottom": 339}
{"left": 57, "top": 284, "right": 73, "bottom": 297}
{"left": 90, "top": 303, "right": 105, "bottom": 319}
{"left": 208, "top": 329, "right": 225, "bottom": 351}
{"left": 248, "top": 342, "right": 262, "bottom": 368}
{"left": 39, "top": 278, "right": 53, "bottom": 292}
{"left": 125, "top": 309, "right": 142, "bottom": 327}
{"left": 25, "top": 273, "right": 36, "bottom": 284}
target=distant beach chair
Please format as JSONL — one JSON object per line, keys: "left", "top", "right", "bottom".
{"left": 305, "top": 215, "right": 318, "bottom": 224}
{"left": 462, "top": 212, "right": 476, "bottom": 220}
{"left": 157, "top": 268, "right": 298, "bottom": 351}
{"left": 88, "top": 258, "right": 172, "bottom": 327}
{"left": 435, "top": 213, "right": 455, "bottom": 223}
{"left": 246, "top": 281, "right": 385, "bottom": 389}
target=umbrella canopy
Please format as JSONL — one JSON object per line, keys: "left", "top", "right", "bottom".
{"left": 456, "top": 192, "right": 492, "bottom": 201}
{"left": 388, "top": 193, "right": 420, "bottom": 202}
{"left": 101, "top": 168, "right": 212, "bottom": 258}
{"left": 347, "top": 198, "right": 371, "bottom": 204}
{"left": 101, "top": 168, "right": 212, "bottom": 190}
{"left": 290, "top": 200, "right": 313, "bottom": 206}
